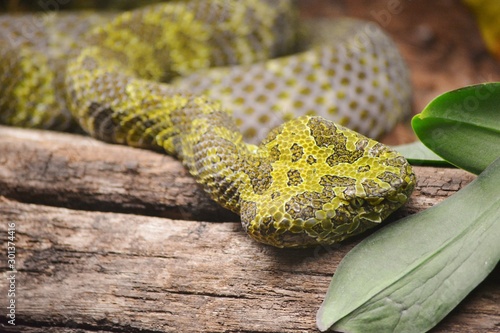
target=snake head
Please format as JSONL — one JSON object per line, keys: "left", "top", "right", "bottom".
{"left": 239, "top": 116, "right": 415, "bottom": 248}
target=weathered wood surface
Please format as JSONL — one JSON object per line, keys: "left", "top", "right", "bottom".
{"left": 0, "top": 126, "right": 499, "bottom": 333}
{"left": 0, "top": 125, "right": 476, "bottom": 220}
{"left": 0, "top": 126, "right": 236, "bottom": 222}
{"left": 0, "top": 200, "right": 499, "bottom": 333}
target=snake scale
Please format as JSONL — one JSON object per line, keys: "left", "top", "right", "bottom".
{"left": 0, "top": 0, "right": 416, "bottom": 248}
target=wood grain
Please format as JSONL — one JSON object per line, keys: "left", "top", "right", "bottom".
{"left": 0, "top": 126, "right": 236, "bottom": 222}
{"left": 0, "top": 197, "right": 498, "bottom": 333}
{"left": 0, "top": 126, "right": 498, "bottom": 332}
{"left": 0, "top": 125, "right": 476, "bottom": 220}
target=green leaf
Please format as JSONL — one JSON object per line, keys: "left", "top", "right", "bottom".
{"left": 316, "top": 157, "right": 500, "bottom": 333}
{"left": 392, "top": 141, "right": 451, "bottom": 167}
{"left": 412, "top": 82, "right": 500, "bottom": 174}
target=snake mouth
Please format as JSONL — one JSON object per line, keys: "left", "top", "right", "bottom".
{"left": 240, "top": 187, "right": 413, "bottom": 248}
{"left": 239, "top": 173, "right": 416, "bottom": 249}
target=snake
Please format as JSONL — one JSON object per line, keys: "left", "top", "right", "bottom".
{"left": 0, "top": 0, "right": 416, "bottom": 248}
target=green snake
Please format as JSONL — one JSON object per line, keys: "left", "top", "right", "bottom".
{"left": 0, "top": 0, "right": 416, "bottom": 248}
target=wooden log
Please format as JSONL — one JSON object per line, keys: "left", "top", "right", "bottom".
{"left": 0, "top": 125, "right": 477, "bottom": 219}
{"left": 0, "top": 197, "right": 498, "bottom": 333}
{"left": 0, "top": 125, "right": 237, "bottom": 222}
{"left": 0, "top": 126, "right": 498, "bottom": 332}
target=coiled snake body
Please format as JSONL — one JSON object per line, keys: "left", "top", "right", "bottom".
{"left": 0, "top": 0, "right": 415, "bottom": 247}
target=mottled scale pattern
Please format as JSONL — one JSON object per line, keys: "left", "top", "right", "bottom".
{"left": 173, "top": 19, "right": 411, "bottom": 142}
{"left": 238, "top": 116, "right": 415, "bottom": 247}
{"left": 0, "top": 13, "right": 110, "bottom": 130}
{"left": 0, "top": 0, "right": 416, "bottom": 247}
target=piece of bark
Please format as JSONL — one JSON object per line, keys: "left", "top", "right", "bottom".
{"left": 0, "top": 197, "right": 498, "bottom": 333}
{"left": 0, "top": 125, "right": 237, "bottom": 222}
{"left": 0, "top": 126, "right": 477, "bottom": 221}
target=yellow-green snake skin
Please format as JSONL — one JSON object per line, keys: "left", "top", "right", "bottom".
{"left": 0, "top": 0, "right": 416, "bottom": 248}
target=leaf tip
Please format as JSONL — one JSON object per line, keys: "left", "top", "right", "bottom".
{"left": 316, "top": 300, "right": 347, "bottom": 332}
{"left": 316, "top": 303, "right": 330, "bottom": 332}
{"left": 410, "top": 113, "right": 423, "bottom": 128}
